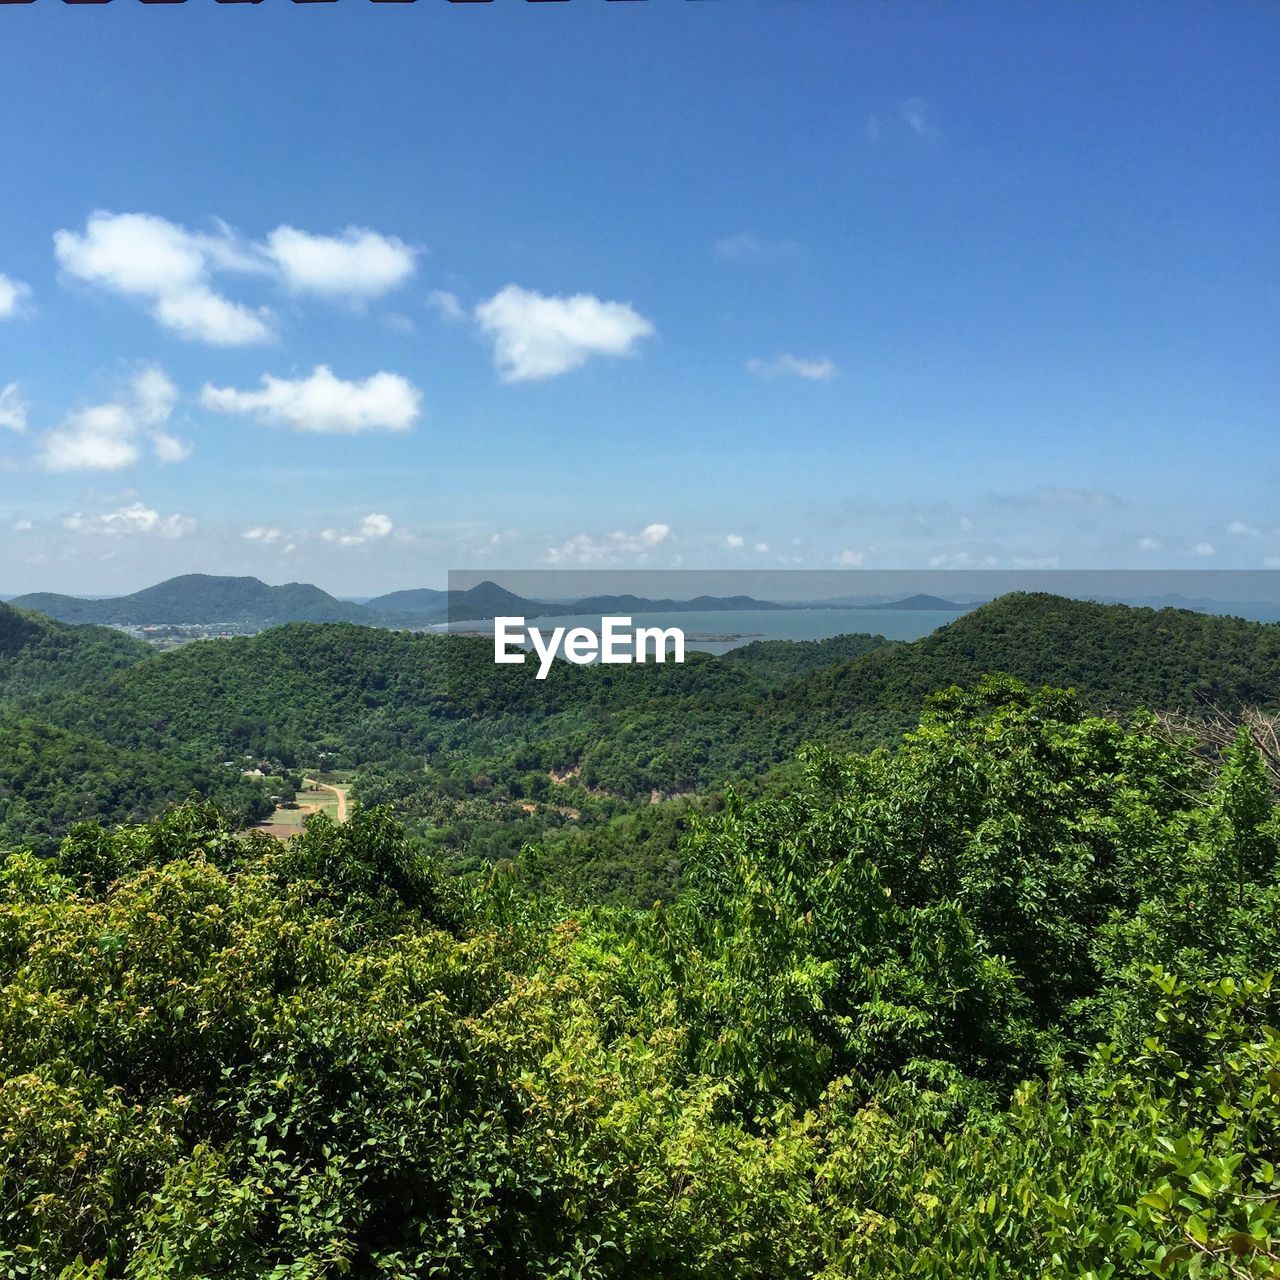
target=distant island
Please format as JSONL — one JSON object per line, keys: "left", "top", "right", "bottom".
{"left": 851, "top": 593, "right": 969, "bottom": 612}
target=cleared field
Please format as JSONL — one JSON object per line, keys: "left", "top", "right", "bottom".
{"left": 254, "top": 776, "right": 351, "bottom": 839}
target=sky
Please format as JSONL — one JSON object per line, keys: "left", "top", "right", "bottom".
{"left": 0, "top": 0, "right": 1277, "bottom": 595}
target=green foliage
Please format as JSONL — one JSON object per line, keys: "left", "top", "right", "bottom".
{"left": 0, "top": 601, "right": 149, "bottom": 710}
{"left": 1, "top": 681, "right": 1277, "bottom": 1276}
{"left": 0, "top": 722, "right": 274, "bottom": 857}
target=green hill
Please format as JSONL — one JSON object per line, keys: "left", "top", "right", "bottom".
{"left": 0, "top": 600, "right": 152, "bottom": 708}
{"left": 10, "top": 573, "right": 375, "bottom": 627}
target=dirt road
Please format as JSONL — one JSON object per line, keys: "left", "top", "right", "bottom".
{"left": 303, "top": 778, "right": 348, "bottom": 823}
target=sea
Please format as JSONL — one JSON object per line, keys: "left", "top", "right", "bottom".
{"left": 444, "top": 606, "right": 971, "bottom": 655}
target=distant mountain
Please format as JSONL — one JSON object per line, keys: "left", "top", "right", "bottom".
{"left": 362, "top": 588, "right": 449, "bottom": 614}
{"left": 366, "top": 582, "right": 793, "bottom": 623}
{"left": 859, "top": 594, "right": 969, "bottom": 612}
{"left": 10, "top": 575, "right": 374, "bottom": 627}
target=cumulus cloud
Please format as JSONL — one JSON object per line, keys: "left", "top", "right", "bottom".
{"left": 723, "top": 533, "right": 745, "bottom": 549}
{"left": 0, "top": 274, "right": 31, "bottom": 319}
{"left": 1191, "top": 542, "right": 1215, "bottom": 558}
{"left": 54, "top": 212, "right": 419, "bottom": 343}
{"left": 54, "top": 212, "right": 273, "bottom": 345}
{"left": 746, "top": 354, "right": 838, "bottom": 381}
{"left": 753, "top": 542, "right": 769, "bottom": 554}
{"left": 836, "top": 548, "right": 865, "bottom": 566}
{"left": 200, "top": 365, "right": 421, "bottom": 434}
{"left": 62, "top": 501, "right": 195, "bottom": 538}
{"left": 0, "top": 383, "right": 28, "bottom": 432}
{"left": 546, "top": 522, "right": 673, "bottom": 565}
{"left": 1137, "top": 536, "right": 1163, "bottom": 552}
{"left": 1227, "top": 520, "right": 1261, "bottom": 537}
{"left": 475, "top": 285, "right": 654, "bottom": 382}
{"left": 39, "top": 367, "right": 189, "bottom": 472}
{"left": 321, "top": 513, "right": 395, "bottom": 546}
{"left": 262, "top": 226, "right": 417, "bottom": 300}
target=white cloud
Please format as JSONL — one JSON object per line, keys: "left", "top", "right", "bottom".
{"left": 43, "top": 404, "right": 140, "bottom": 472}
{"left": 132, "top": 366, "right": 178, "bottom": 426}
{"left": 13, "top": 519, "right": 33, "bottom": 532}
{"left": 1227, "top": 520, "right": 1261, "bottom": 537}
{"left": 0, "top": 383, "right": 28, "bottom": 432}
{"left": 928, "top": 551, "right": 999, "bottom": 568}
{"left": 243, "top": 526, "right": 283, "bottom": 544}
{"left": 153, "top": 286, "right": 272, "bottom": 345}
{"left": 54, "top": 213, "right": 419, "bottom": 342}
{"left": 0, "top": 274, "right": 32, "bottom": 319}
{"left": 836, "top": 548, "right": 865, "bottom": 566}
{"left": 321, "top": 512, "right": 395, "bottom": 546}
{"left": 200, "top": 365, "right": 421, "bottom": 434}
{"left": 62, "top": 501, "right": 195, "bottom": 538}
{"left": 40, "top": 367, "right": 188, "bottom": 472}
{"left": 1137, "top": 536, "right": 1163, "bottom": 552}
{"left": 262, "top": 226, "right": 417, "bottom": 300}
{"left": 753, "top": 541, "right": 769, "bottom": 554}
{"left": 475, "top": 285, "right": 654, "bottom": 382}
{"left": 723, "top": 533, "right": 745, "bottom": 549}
{"left": 746, "top": 354, "right": 838, "bottom": 381}
{"left": 1191, "top": 542, "right": 1215, "bottom": 558}
{"left": 546, "top": 522, "right": 673, "bottom": 565}
{"left": 151, "top": 432, "right": 192, "bottom": 463}
{"left": 427, "top": 289, "right": 465, "bottom": 322}
{"left": 54, "top": 211, "right": 273, "bottom": 346}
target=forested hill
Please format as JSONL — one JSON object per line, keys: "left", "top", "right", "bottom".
{"left": 0, "top": 600, "right": 151, "bottom": 707}
{"left": 785, "top": 591, "right": 1280, "bottom": 749}
{"left": 35, "top": 592, "right": 1280, "bottom": 795}
{"left": 9, "top": 573, "right": 372, "bottom": 626}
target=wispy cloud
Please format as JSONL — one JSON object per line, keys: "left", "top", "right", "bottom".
{"left": 427, "top": 289, "right": 466, "bottom": 322}
{"left": 712, "top": 231, "right": 805, "bottom": 264}
{"left": 897, "top": 96, "right": 936, "bottom": 139}
{"left": 546, "top": 522, "right": 673, "bottom": 565}
{"left": 0, "top": 383, "right": 28, "bottom": 433}
{"left": 746, "top": 354, "right": 837, "bottom": 381}
{"left": 0, "top": 273, "right": 32, "bottom": 320}
{"left": 865, "top": 97, "right": 939, "bottom": 144}
{"left": 321, "top": 513, "right": 395, "bottom": 546}
{"left": 62, "top": 501, "right": 195, "bottom": 538}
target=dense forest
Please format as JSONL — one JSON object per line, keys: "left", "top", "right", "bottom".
{"left": 4, "top": 592, "right": 1278, "bottom": 899}
{"left": 1, "top": 679, "right": 1277, "bottom": 1276}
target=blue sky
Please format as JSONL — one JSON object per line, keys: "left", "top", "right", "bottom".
{"left": 0, "top": 0, "right": 1276, "bottom": 593}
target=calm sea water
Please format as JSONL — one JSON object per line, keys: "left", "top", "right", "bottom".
{"left": 445, "top": 607, "right": 971, "bottom": 655}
